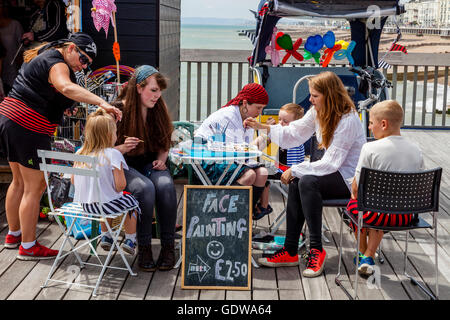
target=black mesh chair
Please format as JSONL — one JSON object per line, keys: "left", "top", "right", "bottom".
{"left": 335, "top": 166, "right": 442, "bottom": 300}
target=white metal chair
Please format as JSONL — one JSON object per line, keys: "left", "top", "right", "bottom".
{"left": 38, "top": 149, "right": 138, "bottom": 297}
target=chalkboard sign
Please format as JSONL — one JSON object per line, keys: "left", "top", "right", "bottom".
{"left": 181, "top": 185, "right": 253, "bottom": 290}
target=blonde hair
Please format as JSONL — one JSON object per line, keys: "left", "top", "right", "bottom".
{"left": 370, "top": 100, "right": 404, "bottom": 128}
{"left": 280, "top": 103, "right": 304, "bottom": 120}
{"left": 78, "top": 108, "right": 116, "bottom": 158}
{"left": 23, "top": 42, "right": 73, "bottom": 63}
{"left": 308, "top": 72, "right": 355, "bottom": 149}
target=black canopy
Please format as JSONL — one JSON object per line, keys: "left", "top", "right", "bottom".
{"left": 269, "top": 0, "right": 401, "bottom": 19}
{"left": 251, "top": 0, "right": 403, "bottom": 67}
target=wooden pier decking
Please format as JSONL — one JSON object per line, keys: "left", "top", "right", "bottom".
{"left": 0, "top": 129, "right": 449, "bottom": 300}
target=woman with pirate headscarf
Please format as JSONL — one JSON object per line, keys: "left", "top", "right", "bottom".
{"left": 0, "top": 32, "right": 121, "bottom": 261}
{"left": 195, "top": 83, "right": 270, "bottom": 216}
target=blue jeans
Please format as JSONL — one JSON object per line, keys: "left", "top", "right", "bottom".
{"left": 124, "top": 166, "right": 177, "bottom": 246}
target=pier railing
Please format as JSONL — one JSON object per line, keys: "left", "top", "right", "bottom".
{"left": 180, "top": 49, "right": 450, "bottom": 129}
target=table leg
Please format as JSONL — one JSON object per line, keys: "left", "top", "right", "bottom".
{"left": 216, "top": 162, "right": 233, "bottom": 185}
{"left": 190, "top": 160, "right": 212, "bottom": 185}
{"left": 226, "top": 163, "right": 243, "bottom": 186}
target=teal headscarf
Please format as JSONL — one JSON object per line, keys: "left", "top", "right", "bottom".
{"left": 135, "top": 65, "right": 159, "bottom": 84}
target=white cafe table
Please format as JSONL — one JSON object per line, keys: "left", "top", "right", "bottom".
{"left": 169, "top": 143, "right": 262, "bottom": 186}
{"left": 169, "top": 142, "right": 263, "bottom": 268}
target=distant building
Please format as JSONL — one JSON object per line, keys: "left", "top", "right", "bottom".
{"left": 401, "top": 0, "right": 449, "bottom": 28}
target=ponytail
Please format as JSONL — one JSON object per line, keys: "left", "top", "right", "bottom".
{"left": 23, "top": 43, "right": 49, "bottom": 63}
{"left": 23, "top": 41, "right": 74, "bottom": 63}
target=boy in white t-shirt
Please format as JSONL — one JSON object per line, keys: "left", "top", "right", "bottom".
{"left": 347, "top": 100, "right": 425, "bottom": 275}
{"left": 73, "top": 109, "right": 140, "bottom": 255}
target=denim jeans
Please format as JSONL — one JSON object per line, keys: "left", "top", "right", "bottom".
{"left": 124, "top": 166, "right": 177, "bottom": 246}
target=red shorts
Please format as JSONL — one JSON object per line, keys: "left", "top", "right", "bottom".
{"left": 346, "top": 199, "right": 414, "bottom": 232}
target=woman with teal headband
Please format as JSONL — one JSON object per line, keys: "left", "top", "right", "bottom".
{"left": 113, "top": 65, "right": 177, "bottom": 272}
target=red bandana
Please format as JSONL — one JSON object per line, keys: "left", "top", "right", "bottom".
{"left": 223, "top": 83, "right": 269, "bottom": 108}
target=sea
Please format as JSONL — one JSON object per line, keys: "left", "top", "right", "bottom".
{"left": 179, "top": 24, "right": 449, "bottom": 124}
{"left": 181, "top": 24, "right": 254, "bottom": 50}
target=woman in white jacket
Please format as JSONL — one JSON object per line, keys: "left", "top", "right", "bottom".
{"left": 245, "top": 71, "right": 366, "bottom": 277}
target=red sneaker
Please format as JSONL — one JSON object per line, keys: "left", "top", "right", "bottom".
{"left": 257, "top": 247, "right": 299, "bottom": 267}
{"left": 302, "top": 248, "right": 327, "bottom": 278}
{"left": 17, "top": 241, "right": 59, "bottom": 261}
{"left": 4, "top": 234, "right": 22, "bottom": 249}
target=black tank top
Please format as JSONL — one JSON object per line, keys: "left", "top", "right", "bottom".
{"left": 9, "top": 49, "right": 77, "bottom": 125}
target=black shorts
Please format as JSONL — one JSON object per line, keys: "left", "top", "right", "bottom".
{"left": 0, "top": 114, "right": 51, "bottom": 170}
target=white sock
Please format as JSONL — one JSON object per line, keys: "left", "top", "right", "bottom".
{"left": 8, "top": 230, "right": 22, "bottom": 237}
{"left": 21, "top": 240, "right": 36, "bottom": 249}
{"left": 125, "top": 233, "right": 136, "bottom": 244}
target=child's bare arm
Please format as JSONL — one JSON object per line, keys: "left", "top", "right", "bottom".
{"left": 351, "top": 178, "right": 358, "bottom": 200}
{"left": 112, "top": 163, "right": 127, "bottom": 192}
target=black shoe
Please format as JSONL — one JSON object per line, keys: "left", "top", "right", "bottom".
{"left": 157, "top": 242, "right": 176, "bottom": 271}
{"left": 138, "top": 244, "right": 156, "bottom": 272}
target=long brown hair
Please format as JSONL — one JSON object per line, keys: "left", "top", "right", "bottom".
{"left": 308, "top": 72, "right": 355, "bottom": 149}
{"left": 116, "top": 72, "right": 173, "bottom": 156}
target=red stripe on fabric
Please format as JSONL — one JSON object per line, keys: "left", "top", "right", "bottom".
{"left": 0, "top": 103, "right": 56, "bottom": 134}
{"left": 1, "top": 98, "right": 55, "bottom": 127}
{"left": 398, "top": 214, "right": 403, "bottom": 226}
{"left": 382, "top": 214, "right": 390, "bottom": 226}
{"left": 365, "top": 212, "right": 378, "bottom": 224}
{"left": 3, "top": 97, "right": 50, "bottom": 120}
{"left": 347, "top": 199, "right": 358, "bottom": 211}
{"left": 0, "top": 99, "right": 57, "bottom": 135}
{"left": 1, "top": 101, "right": 54, "bottom": 129}
{"left": 374, "top": 213, "right": 385, "bottom": 226}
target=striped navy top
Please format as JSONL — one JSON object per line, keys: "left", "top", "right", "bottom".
{"left": 278, "top": 144, "right": 305, "bottom": 173}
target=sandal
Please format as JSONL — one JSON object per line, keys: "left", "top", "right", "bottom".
{"left": 253, "top": 204, "right": 273, "bottom": 221}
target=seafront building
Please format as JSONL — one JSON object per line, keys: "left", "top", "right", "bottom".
{"left": 401, "top": 0, "right": 450, "bottom": 28}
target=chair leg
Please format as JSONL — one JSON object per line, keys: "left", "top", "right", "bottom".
{"left": 377, "top": 239, "right": 384, "bottom": 264}
{"left": 354, "top": 212, "right": 363, "bottom": 300}
{"left": 434, "top": 213, "right": 439, "bottom": 299}
{"left": 403, "top": 230, "right": 437, "bottom": 300}
{"left": 321, "top": 223, "right": 330, "bottom": 243}
{"left": 174, "top": 241, "right": 182, "bottom": 269}
{"left": 335, "top": 208, "right": 353, "bottom": 300}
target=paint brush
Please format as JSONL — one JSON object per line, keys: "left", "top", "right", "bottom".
{"left": 124, "top": 135, "right": 144, "bottom": 143}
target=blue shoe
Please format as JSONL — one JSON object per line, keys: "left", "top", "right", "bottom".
{"left": 358, "top": 256, "right": 375, "bottom": 275}
{"left": 100, "top": 235, "right": 114, "bottom": 251}
{"left": 353, "top": 252, "right": 364, "bottom": 265}
{"left": 121, "top": 239, "right": 136, "bottom": 255}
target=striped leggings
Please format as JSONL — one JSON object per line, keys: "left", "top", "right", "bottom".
{"left": 346, "top": 199, "right": 414, "bottom": 233}
{"left": 81, "top": 193, "right": 141, "bottom": 217}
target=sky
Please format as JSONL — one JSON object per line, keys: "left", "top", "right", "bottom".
{"left": 181, "top": 0, "right": 411, "bottom": 19}
{"left": 180, "top": 0, "right": 260, "bottom": 20}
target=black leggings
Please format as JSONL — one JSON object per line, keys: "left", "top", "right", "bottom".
{"left": 284, "top": 172, "right": 350, "bottom": 254}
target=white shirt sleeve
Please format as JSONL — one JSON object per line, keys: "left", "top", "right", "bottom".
{"left": 109, "top": 148, "right": 128, "bottom": 171}
{"left": 289, "top": 113, "right": 362, "bottom": 179}
{"left": 269, "top": 107, "right": 317, "bottom": 149}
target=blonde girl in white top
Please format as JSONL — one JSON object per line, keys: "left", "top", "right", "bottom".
{"left": 73, "top": 108, "right": 140, "bottom": 255}
{"left": 245, "top": 71, "right": 366, "bottom": 277}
